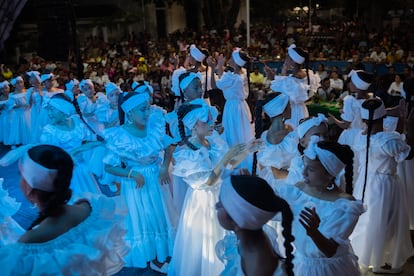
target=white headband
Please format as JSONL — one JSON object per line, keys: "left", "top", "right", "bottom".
{"left": 105, "top": 82, "right": 122, "bottom": 95}
{"left": 190, "top": 44, "right": 206, "bottom": 62}
{"left": 10, "top": 76, "right": 23, "bottom": 86}
{"left": 65, "top": 79, "right": 79, "bottom": 91}
{"left": 20, "top": 151, "right": 58, "bottom": 192}
{"left": 349, "top": 70, "right": 371, "bottom": 90}
{"left": 296, "top": 113, "right": 327, "bottom": 139}
{"left": 27, "top": 71, "right": 41, "bottom": 83}
{"left": 121, "top": 93, "right": 149, "bottom": 113}
{"left": 79, "top": 79, "right": 94, "bottom": 90}
{"left": 304, "top": 136, "right": 345, "bottom": 177}
{"left": 132, "top": 81, "right": 153, "bottom": 94}
{"left": 179, "top": 72, "right": 200, "bottom": 92}
{"left": 182, "top": 104, "right": 210, "bottom": 130}
{"left": 232, "top": 49, "right": 246, "bottom": 67}
{"left": 40, "top": 73, "right": 54, "bottom": 83}
{"left": 263, "top": 93, "right": 290, "bottom": 118}
{"left": 48, "top": 98, "right": 76, "bottom": 116}
{"left": 220, "top": 178, "right": 276, "bottom": 230}
{"left": 361, "top": 99, "right": 386, "bottom": 120}
{"left": 171, "top": 67, "right": 187, "bottom": 96}
{"left": 0, "top": 80, "right": 9, "bottom": 89}
{"left": 287, "top": 44, "right": 305, "bottom": 64}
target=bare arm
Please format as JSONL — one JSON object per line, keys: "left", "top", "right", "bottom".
{"left": 104, "top": 164, "right": 145, "bottom": 188}
{"left": 159, "top": 144, "right": 175, "bottom": 185}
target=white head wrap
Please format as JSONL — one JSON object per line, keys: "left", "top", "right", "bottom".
{"left": 40, "top": 73, "right": 54, "bottom": 83}
{"left": 190, "top": 44, "right": 206, "bottom": 62}
{"left": 171, "top": 67, "right": 187, "bottom": 96}
{"left": 131, "top": 81, "right": 154, "bottom": 94}
{"left": 182, "top": 104, "right": 210, "bottom": 130}
{"left": 19, "top": 151, "right": 58, "bottom": 192}
{"left": 105, "top": 82, "right": 122, "bottom": 95}
{"left": 0, "top": 80, "right": 9, "bottom": 89}
{"left": 287, "top": 44, "right": 305, "bottom": 64}
{"left": 10, "top": 76, "right": 23, "bottom": 86}
{"left": 296, "top": 113, "right": 328, "bottom": 139}
{"left": 65, "top": 79, "right": 79, "bottom": 91}
{"left": 232, "top": 48, "right": 246, "bottom": 67}
{"left": 304, "top": 136, "right": 345, "bottom": 177}
{"left": 349, "top": 70, "right": 371, "bottom": 90}
{"left": 121, "top": 92, "right": 150, "bottom": 113}
{"left": 263, "top": 93, "right": 290, "bottom": 118}
{"left": 220, "top": 178, "right": 277, "bottom": 230}
{"left": 360, "top": 99, "right": 386, "bottom": 120}
{"left": 48, "top": 98, "right": 76, "bottom": 116}
{"left": 179, "top": 72, "right": 200, "bottom": 92}
{"left": 79, "top": 79, "right": 94, "bottom": 90}
{"left": 27, "top": 71, "right": 41, "bottom": 83}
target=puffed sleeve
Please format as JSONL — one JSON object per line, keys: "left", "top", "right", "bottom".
{"left": 382, "top": 134, "right": 411, "bottom": 162}
{"left": 216, "top": 71, "right": 236, "bottom": 91}
{"left": 340, "top": 95, "right": 356, "bottom": 122}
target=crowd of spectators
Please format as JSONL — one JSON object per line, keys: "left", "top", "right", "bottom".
{"left": 1, "top": 18, "right": 414, "bottom": 111}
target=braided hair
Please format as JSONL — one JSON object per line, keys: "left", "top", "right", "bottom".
{"left": 177, "top": 103, "right": 202, "bottom": 150}
{"left": 318, "top": 141, "right": 354, "bottom": 195}
{"left": 26, "top": 145, "right": 74, "bottom": 230}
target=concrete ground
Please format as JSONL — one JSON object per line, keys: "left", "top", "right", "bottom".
{"left": 0, "top": 143, "right": 413, "bottom": 275}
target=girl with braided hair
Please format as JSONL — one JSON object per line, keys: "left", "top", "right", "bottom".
{"left": 169, "top": 103, "right": 261, "bottom": 276}
{"left": 215, "top": 175, "right": 295, "bottom": 276}
{"left": 0, "top": 145, "right": 128, "bottom": 275}
{"left": 350, "top": 98, "right": 414, "bottom": 274}
{"left": 277, "top": 140, "right": 363, "bottom": 275}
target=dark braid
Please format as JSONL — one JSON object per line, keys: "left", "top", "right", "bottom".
{"left": 318, "top": 141, "right": 355, "bottom": 195}
{"left": 361, "top": 98, "right": 383, "bottom": 202}
{"left": 275, "top": 197, "right": 295, "bottom": 276}
{"left": 252, "top": 98, "right": 264, "bottom": 176}
{"left": 27, "top": 145, "right": 74, "bottom": 230}
{"left": 201, "top": 48, "right": 210, "bottom": 99}
{"left": 177, "top": 104, "right": 202, "bottom": 151}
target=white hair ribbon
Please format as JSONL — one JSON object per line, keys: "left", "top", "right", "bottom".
{"left": 349, "top": 70, "right": 371, "bottom": 90}
{"left": 304, "top": 136, "right": 345, "bottom": 177}
{"left": 65, "top": 79, "right": 79, "bottom": 91}
{"left": 48, "top": 98, "right": 76, "bottom": 116}
{"left": 263, "top": 93, "right": 290, "bottom": 118}
{"left": 121, "top": 93, "right": 149, "bottom": 113}
{"left": 0, "top": 80, "right": 9, "bottom": 89}
{"left": 10, "top": 76, "right": 23, "bottom": 86}
{"left": 182, "top": 104, "right": 210, "bottom": 130}
{"left": 20, "top": 152, "right": 57, "bottom": 192}
{"left": 40, "top": 73, "right": 54, "bottom": 83}
{"left": 296, "top": 113, "right": 327, "bottom": 139}
{"left": 287, "top": 44, "right": 305, "bottom": 64}
{"left": 232, "top": 48, "right": 246, "bottom": 67}
{"left": 220, "top": 178, "right": 276, "bottom": 230}
{"left": 179, "top": 72, "right": 200, "bottom": 92}
{"left": 171, "top": 67, "right": 187, "bottom": 96}
{"left": 79, "top": 79, "right": 94, "bottom": 90}
{"left": 360, "top": 99, "right": 386, "bottom": 120}
{"left": 190, "top": 44, "right": 206, "bottom": 62}
{"left": 132, "top": 81, "right": 153, "bottom": 94}
{"left": 27, "top": 71, "right": 41, "bottom": 83}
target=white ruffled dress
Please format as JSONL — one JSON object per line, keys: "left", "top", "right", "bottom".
{"left": 7, "top": 92, "right": 31, "bottom": 145}
{"left": 277, "top": 184, "right": 363, "bottom": 276}
{"left": 350, "top": 131, "right": 414, "bottom": 270}
{"left": 0, "top": 99, "right": 11, "bottom": 143}
{"left": 103, "top": 124, "right": 175, "bottom": 268}
{"left": 0, "top": 194, "right": 129, "bottom": 276}
{"left": 0, "top": 178, "right": 24, "bottom": 246}
{"left": 169, "top": 134, "right": 229, "bottom": 276}
{"left": 40, "top": 116, "right": 101, "bottom": 197}
{"left": 26, "top": 87, "right": 43, "bottom": 143}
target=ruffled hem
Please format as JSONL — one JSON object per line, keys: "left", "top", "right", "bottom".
{"left": 0, "top": 194, "right": 129, "bottom": 275}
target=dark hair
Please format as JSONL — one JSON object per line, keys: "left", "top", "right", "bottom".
{"left": 230, "top": 175, "right": 294, "bottom": 276}
{"left": 360, "top": 98, "right": 383, "bottom": 201}
{"left": 317, "top": 141, "right": 354, "bottom": 194}
{"left": 27, "top": 145, "right": 74, "bottom": 230}
{"left": 51, "top": 92, "right": 72, "bottom": 103}
{"left": 177, "top": 103, "right": 202, "bottom": 150}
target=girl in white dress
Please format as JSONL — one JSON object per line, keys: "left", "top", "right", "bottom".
{"left": 8, "top": 76, "right": 31, "bottom": 146}
{"left": 103, "top": 92, "right": 174, "bottom": 272}
{"left": 255, "top": 92, "right": 298, "bottom": 189}
{"left": 278, "top": 140, "right": 363, "bottom": 276}
{"left": 0, "top": 145, "right": 128, "bottom": 275}
{"left": 266, "top": 44, "right": 320, "bottom": 128}
{"left": 216, "top": 175, "right": 294, "bottom": 276}
{"left": 39, "top": 93, "right": 102, "bottom": 198}
{"left": 350, "top": 98, "right": 414, "bottom": 273}
{"left": 169, "top": 103, "right": 260, "bottom": 276}
{"left": 0, "top": 81, "right": 10, "bottom": 144}
{"left": 78, "top": 79, "right": 102, "bottom": 134}
{"left": 25, "top": 71, "right": 43, "bottom": 143}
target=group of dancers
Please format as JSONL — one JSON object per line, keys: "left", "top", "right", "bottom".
{"left": 0, "top": 43, "right": 413, "bottom": 275}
